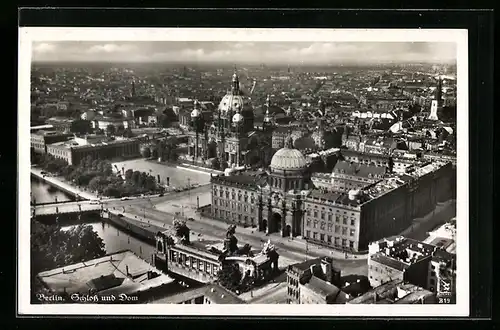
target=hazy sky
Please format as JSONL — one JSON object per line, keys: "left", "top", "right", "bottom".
{"left": 32, "top": 41, "right": 456, "bottom": 65}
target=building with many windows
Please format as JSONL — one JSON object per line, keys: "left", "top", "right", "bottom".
{"left": 30, "top": 130, "right": 72, "bottom": 154}
{"left": 302, "top": 160, "right": 454, "bottom": 252}
{"left": 46, "top": 135, "right": 141, "bottom": 165}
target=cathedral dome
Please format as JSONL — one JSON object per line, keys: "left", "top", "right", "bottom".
{"left": 217, "top": 72, "right": 252, "bottom": 118}
{"left": 270, "top": 137, "right": 308, "bottom": 171}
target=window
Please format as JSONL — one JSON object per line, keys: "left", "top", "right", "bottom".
{"left": 320, "top": 222, "right": 326, "bottom": 230}
{"left": 334, "top": 237, "right": 339, "bottom": 246}
{"left": 306, "top": 219, "right": 311, "bottom": 227}
{"left": 343, "top": 217, "right": 348, "bottom": 225}
{"left": 327, "top": 223, "right": 333, "bottom": 232}
{"left": 321, "top": 212, "right": 325, "bottom": 220}
{"left": 213, "top": 199, "right": 217, "bottom": 206}
{"left": 342, "top": 239, "right": 347, "bottom": 246}
{"left": 349, "top": 241, "right": 354, "bottom": 248}
{"left": 342, "top": 227, "right": 347, "bottom": 235}
{"left": 306, "top": 230, "right": 310, "bottom": 238}
{"left": 327, "top": 235, "right": 332, "bottom": 244}
{"left": 320, "top": 234, "right": 325, "bottom": 241}
{"left": 335, "top": 225, "right": 340, "bottom": 234}
{"left": 314, "top": 211, "right": 318, "bottom": 218}
{"left": 335, "top": 215, "right": 340, "bottom": 223}
{"left": 350, "top": 229, "right": 355, "bottom": 237}
{"left": 313, "top": 221, "right": 318, "bottom": 229}
{"left": 244, "top": 195, "right": 248, "bottom": 202}
{"left": 430, "top": 279, "right": 435, "bottom": 285}
{"left": 350, "top": 218, "right": 355, "bottom": 226}
{"left": 313, "top": 232, "right": 318, "bottom": 240}
{"left": 431, "top": 271, "right": 436, "bottom": 277}
{"left": 328, "top": 214, "right": 332, "bottom": 221}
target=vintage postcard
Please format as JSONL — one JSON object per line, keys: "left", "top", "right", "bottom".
{"left": 18, "top": 27, "right": 468, "bottom": 316}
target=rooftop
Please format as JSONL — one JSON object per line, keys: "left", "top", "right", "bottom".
{"left": 370, "top": 253, "right": 409, "bottom": 272}
{"left": 37, "top": 250, "right": 175, "bottom": 296}
{"left": 151, "top": 284, "right": 245, "bottom": 304}
{"left": 332, "top": 161, "right": 386, "bottom": 179}
{"left": 303, "top": 276, "right": 349, "bottom": 302}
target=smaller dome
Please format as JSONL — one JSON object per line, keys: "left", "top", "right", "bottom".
{"left": 191, "top": 108, "right": 201, "bottom": 118}
{"left": 232, "top": 113, "right": 244, "bottom": 124}
{"left": 270, "top": 138, "right": 307, "bottom": 171}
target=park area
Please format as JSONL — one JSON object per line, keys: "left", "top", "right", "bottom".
{"left": 112, "top": 159, "right": 211, "bottom": 189}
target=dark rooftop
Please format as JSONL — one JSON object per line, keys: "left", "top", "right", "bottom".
{"left": 370, "top": 254, "right": 409, "bottom": 272}
{"left": 211, "top": 173, "right": 259, "bottom": 188}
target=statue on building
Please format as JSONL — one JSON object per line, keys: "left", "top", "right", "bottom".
{"left": 224, "top": 224, "right": 239, "bottom": 255}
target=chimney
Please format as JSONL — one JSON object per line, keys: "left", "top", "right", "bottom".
{"left": 126, "top": 265, "right": 129, "bottom": 276}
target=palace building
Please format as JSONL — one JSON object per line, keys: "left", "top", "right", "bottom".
{"left": 210, "top": 136, "right": 455, "bottom": 252}
{"left": 211, "top": 136, "right": 312, "bottom": 237}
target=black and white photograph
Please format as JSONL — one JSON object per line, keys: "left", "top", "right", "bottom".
{"left": 18, "top": 28, "right": 469, "bottom": 316}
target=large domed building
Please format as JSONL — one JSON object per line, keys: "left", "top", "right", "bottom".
{"left": 268, "top": 136, "right": 311, "bottom": 192}
{"left": 217, "top": 73, "right": 254, "bottom": 133}
{"left": 186, "top": 72, "right": 256, "bottom": 167}
{"left": 211, "top": 135, "right": 312, "bottom": 238}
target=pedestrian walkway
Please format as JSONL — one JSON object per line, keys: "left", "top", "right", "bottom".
{"left": 31, "top": 168, "right": 96, "bottom": 200}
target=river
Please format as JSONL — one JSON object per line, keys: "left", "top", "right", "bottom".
{"left": 31, "top": 177, "right": 154, "bottom": 258}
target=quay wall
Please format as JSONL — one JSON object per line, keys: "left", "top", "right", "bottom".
{"left": 30, "top": 170, "right": 86, "bottom": 201}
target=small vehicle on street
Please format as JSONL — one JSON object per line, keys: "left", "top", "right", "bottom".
{"left": 121, "top": 197, "right": 130, "bottom": 201}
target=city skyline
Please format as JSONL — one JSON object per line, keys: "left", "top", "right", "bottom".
{"left": 32, "top": 41, "right": 457, "bottom": 65}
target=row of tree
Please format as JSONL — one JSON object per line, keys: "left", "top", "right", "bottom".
{"left": 33, "top": 153, "right": 162, "bottom": 198}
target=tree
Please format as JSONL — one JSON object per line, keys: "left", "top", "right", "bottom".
{"left": 172, "top": 219, "right": 190, "bottom": 243}
{"left": 131, "top": 171, "right": 142, "bottom": 186}
{"left": 124, "top": 169, "right": 134, "bottom": 181}
{"left": 116, "top": 124, "right": 125, "bottom": 136}
{"left": 163, "top": 138, "right": 179, "bottom": 162}
{"left": 30, "top": 219, "right": 106, "bottom": 301}
{"left": 70, "top": 119, "right": 92, "bottom": 135}
{"left": 216, "top": 263, "right": 242, "bottom": 293}
{"left": 106, "top": 124, "right": 116, "bottom": 136}
{"left": 144, "top": 175, "right": 157, "bottom": 191}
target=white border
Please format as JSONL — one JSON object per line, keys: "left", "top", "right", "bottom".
{"left": 18, "top": 28, "right": 469, "bottom": 317}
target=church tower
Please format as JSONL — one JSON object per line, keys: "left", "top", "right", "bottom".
{"left": 263, "top": 95, "right": 274, "bottom": 132}
{"left": 429, "top": 77, "right": 443, "bottom": 121}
